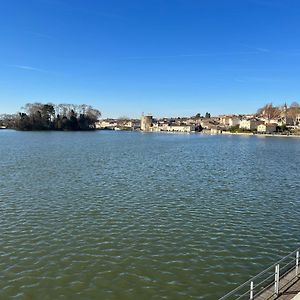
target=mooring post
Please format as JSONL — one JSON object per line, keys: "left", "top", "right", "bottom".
{"left": 249, "top": 281, "right": 254, "bottom": 300}
{"left": 274, "top": 264, "right": 280, "bottom": 296}
{"left": 296, "top": 251, "right": 299, "bottom": 277}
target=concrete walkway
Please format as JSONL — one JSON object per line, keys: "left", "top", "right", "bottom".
{"left": 291, "top": 292, "right": 300, "bottom": 300}
{"left": 256, "top": 270, "right": 300, "bottom": 300}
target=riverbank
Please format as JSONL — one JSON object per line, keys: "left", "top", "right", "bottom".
{"left": 221, "top": 131, "right": 300, "bottom": 138}
{"left": 2, "top": 127, "right": 300, "bottom": 138}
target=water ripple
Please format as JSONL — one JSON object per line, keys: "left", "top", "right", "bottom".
{"left": 0, "top": 131, "right": 300, "bottom": 299}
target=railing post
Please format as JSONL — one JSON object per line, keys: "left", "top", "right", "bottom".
{"left": 274, "top": 264, "right": 280, "bottom": 296}
{"left": 250, "top": 281, "right": 254, "bottom": 300}
{"left": 296, "top": 251, "right": 299, "bottom": 277}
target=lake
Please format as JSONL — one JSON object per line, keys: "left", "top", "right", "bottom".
{"left": 0, "top": 130, "right": 300, "bottom": 300}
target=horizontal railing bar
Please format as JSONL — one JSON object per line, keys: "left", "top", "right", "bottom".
{"left": 253, "top": 273, "right": 275, "bottom": 289}
{"left": 254, "top": 280, "right": 277, "bottom": 299}
{"left": 219, "top": 282, "right": 252, "bottom": 299}
{"left": 276, "top": 247, "right": 300, "bottom": 264}
{"left": 235, "top": 288, "right": 251, "bottom": 300}
{"left": 279, "top": 270, "right": 295, "bottom": 282}
{"left": 280, "top": 260, "right": 295, "bottom": 272}
{"left": 280, "top": 266, "right": 296, "bottom": 279}
{"left": 278, "top": 268, "right": 297, "bottom": 289}
{"left": 219, "top": 246, "right": 300, "bottom": 300}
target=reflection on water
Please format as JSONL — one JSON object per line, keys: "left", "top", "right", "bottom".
{"left": 0, "top": 130, "right": 300, "bottom": 299}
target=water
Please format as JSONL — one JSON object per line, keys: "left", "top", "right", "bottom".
{"left": 0, "top": 130, "right": 300, "bottom": 300}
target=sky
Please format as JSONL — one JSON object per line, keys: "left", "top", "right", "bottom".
{"left": 0, "top": 0, "right": 300, "bottom": 118}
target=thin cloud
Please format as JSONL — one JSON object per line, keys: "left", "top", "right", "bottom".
{"left": 25, "top": 30, "right": 53, "bottom": 39}
{"left": 256, "top": 47, "right": 270, "bottom": 53}
{"left": 126, "top": 53, "right": 210, "bottom": 60}
{"left": 239, "top": 43, "right": 271, "bottom": 53}
{"left": 10, "top": 65, "right": 47, "bottom": 72}
{"left": 126, "top": 50, "right": 268, "bottom": 60}
{"left": 234, "top": 76, "right": 286, "bottom": 83}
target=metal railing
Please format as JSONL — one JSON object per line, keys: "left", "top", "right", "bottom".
{"left": 219, "top": 247, "right": 300, "bottom": 300}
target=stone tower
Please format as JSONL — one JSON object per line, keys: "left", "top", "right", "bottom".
{"left": 141, "top": 113, "right": 153, "bottom": 131}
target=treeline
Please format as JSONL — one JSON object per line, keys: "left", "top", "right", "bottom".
{"left": 4, "top": 103, "right": 101, "bottom": 131}
{"left": 0, "top": 114, "right": 16, "bottom": 129}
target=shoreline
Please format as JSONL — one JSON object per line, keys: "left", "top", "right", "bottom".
{"left": 1, "top": 127, "right": 300, "bottom": 138}
{"left": 221, "top": 131, "right": 300, "bottom": 138}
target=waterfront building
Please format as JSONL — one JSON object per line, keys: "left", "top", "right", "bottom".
{"left": 126, "top": 120, "right": 141, "bottom": 130}
{"left": 200, "top": 119, "right": 219, "bottom": 130}
{"left": 161, "top": 124, "right": 195, "bottom": 133}
{"left": 219, "top": 115, "right": 241, "bottom": 127}
{"left": 141, "top": 114, "right": 195, "bottom": 132}
{"left": 95, "top": 119, "right": 118, "bottom": 129}
{"left": 141, "top": 114, "right": 153, "bottom": 131}
{"left": 151, "top": 123, "right": 195, "bottom": 133}
{"left": 257, "top": 123, "right": 277, "bottom": 133}
{"left": 239, "top": 119, "right": 263, "bottom": 130}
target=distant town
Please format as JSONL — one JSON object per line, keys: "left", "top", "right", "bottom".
{"left": 1, "top": 102, "right": 300, "bottom": 136}
{"left": 95, "top": 102, "right": 300, "bottom": 136}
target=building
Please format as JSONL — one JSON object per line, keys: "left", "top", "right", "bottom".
{"left": 239, "top": 119, "right": 263, "bottom": 130}
{"left": 161, "top": 125, "right": 195, "bottom": 133}
{"left": 257, "top": 123, "right": 277, "bottom": 133}
{"left": 200, "top": 119, "right": 221, "bottom": 130}
{"left": 95, "top": 119, "right": 118, "bottom": 129}
{"left": 141, "top": 114, "right": 195, "bottom": 132}
{"left": 141, "top": 115, "right": 153, "bottom": 131}
{"left": 219, "top": 115, "right": 241, "bottom": 127}
{"left": 151, "top": 123, "right": 195, "bottom": 133}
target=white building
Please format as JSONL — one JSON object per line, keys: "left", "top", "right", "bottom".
{"left": 257, "top": 123, "right": 277, "bottom": 133}
{"left": 164, "top": 125, "right": 195, "bottom": 132}
{"left": 239, "top": 119, "right": 263, "bottom": 130}
{"left": 220, "top": 116, "right": 241, "bottom": 127}
{"left": 95, "top": 120, "right": 118, "bottom": 129}
{"left": 152, "top": 124, "right": 195, "bottom": 133}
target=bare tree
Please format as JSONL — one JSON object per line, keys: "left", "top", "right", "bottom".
{"left": 257, "top": 103, "right": 281, "bottom": 122}
{"left": 288, "top": 101, "right": 300, "bottom": 126}
{"left": 86, "top": 106, "right": 101, "bottom": 122}
{"left": 0, "top": 114, "right": 17, "bottom": 128}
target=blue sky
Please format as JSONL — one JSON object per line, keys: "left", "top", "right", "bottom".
{"left": 0, "top": 0, "right": 300, "bottom": 118}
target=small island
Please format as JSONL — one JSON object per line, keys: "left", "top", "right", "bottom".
{"left": 0, "top": 103, "right": 101, "bottom": 131}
